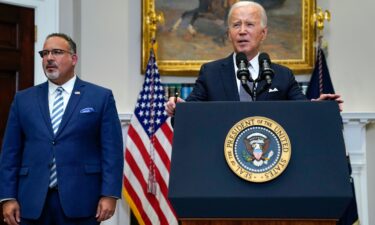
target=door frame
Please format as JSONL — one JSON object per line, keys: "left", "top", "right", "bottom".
{"left": 0, "top": 0, "right": 59, "bottom": 85}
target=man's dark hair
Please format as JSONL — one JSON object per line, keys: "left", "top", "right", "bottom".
{"left": 46, "top": 33, "right": 77, "bottom": 54}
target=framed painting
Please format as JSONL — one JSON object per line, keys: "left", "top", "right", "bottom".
{"left": 142, "top": 0, "right": 316, "bottom": 75}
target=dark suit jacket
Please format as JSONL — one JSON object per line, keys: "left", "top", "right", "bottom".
{"left": 0, "top": 78, "right": 124, "bottom": 219}
{"left": 186, "top": 54, "right": 307, "bottom": 101}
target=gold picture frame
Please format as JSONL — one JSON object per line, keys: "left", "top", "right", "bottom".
{"left": 142, "top": 0, "right": 316, "bottom": 76}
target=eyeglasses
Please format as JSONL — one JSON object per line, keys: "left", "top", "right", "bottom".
{"left": 38, "top": 49, "right": 73, "bottom": 58}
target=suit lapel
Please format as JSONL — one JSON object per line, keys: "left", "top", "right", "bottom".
{"left": 37, "top": 82, "right": 55, "bottom": 136}
{"left": 55, "top": 78, "right": 85, "bottom": 137}
{"left": 255, "top": 79, "right": 268, "bottom": 100}
{"left": 220, "top": 54, "right": 239, "bottom": 101}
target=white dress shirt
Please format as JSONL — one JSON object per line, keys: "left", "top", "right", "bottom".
{"left": 48, "top": 75, "right": 76, "bottom": 117}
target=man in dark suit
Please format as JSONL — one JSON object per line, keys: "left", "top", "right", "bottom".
{"left": 166, "top": 1, "right": 342, "bottom": 116}
{"left": 0, "top": 33, "right": 123, "bottom": 225}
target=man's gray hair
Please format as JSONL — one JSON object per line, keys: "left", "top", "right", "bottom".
{"left": 227, "top": 1, "right": 268, "bottom": 28}
{"left": 46, "top": 33, "right": 77, "bottom": 54}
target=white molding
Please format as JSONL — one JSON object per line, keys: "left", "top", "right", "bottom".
{"left": 119, "top": 113, "right": 132, "bottom": 128}
{"left": 342, "top": 112, "right": 375, "bottom": 123}
{"left": 342, "top": 112, "right": 375, "bottom": 225}
{"left": 0, "top": 0, "right": 59, "bottom": 85}
{"left": 119, "top": 113, "right": 132, "bottom": 122}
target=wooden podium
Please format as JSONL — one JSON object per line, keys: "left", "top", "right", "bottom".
{"left": 169, "top": 101, "right": 352, "bottom": 225}
{"left": 181, "top": 219, "right": 336, "bottom": 225}
{"left": 180, "top": 219, "right": 336, "bottom": 225}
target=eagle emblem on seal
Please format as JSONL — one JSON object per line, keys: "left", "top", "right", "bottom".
{"left": 242, "top": 133, "right": 274, "bottom": 167}
{"left": 225, "top": 116, "right": 291, "bottom": 182}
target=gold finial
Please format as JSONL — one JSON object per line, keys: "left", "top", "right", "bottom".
{"left": 146, "top": 11, "right": 164, "bottom": 41}
{"left": 313, "top": 7, "right": 331, "bottom": 50}
{"left": 313, "top": 7, "right": 331, "bottom": 31}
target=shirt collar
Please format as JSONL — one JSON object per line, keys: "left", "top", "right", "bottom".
{"left": 48, "top": 75, "right": 77, "bottom": 95}
{"left": 249, "top": 53, "right": 260, "bottom": 75}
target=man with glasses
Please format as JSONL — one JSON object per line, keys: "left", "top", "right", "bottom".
{"left": 0, "top": 33, "right": 124, "bottom": 225}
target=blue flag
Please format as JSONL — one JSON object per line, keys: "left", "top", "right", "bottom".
{"left": 305, "top": 48, "right": 335, "bottom": 99}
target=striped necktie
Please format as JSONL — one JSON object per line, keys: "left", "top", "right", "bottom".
{"left": 49, "top": 86, "right": 64, "bottom": 188}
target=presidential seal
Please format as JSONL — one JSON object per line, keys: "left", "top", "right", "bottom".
{"left": 224, "top": 116, "right": 291, "bottom": 183}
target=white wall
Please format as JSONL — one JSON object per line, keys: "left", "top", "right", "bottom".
{"left": 77, "top": 0, "right": 137, "bottom": 113}
{"left": 59, "top": 0, "right": 82, "bottom": 75}
{"left": 319, "top": 0, "right": 375, "bottom": 112}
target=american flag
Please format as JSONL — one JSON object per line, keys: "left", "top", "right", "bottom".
{"left": 123, "top": 49, "right": 178, "bottom": 225}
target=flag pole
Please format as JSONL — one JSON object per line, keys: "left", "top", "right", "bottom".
{"left": 312, "top": 6, "right": 331, "bottom": 97}
{"left": 124, "top": 5, "right": 178, "bottom": 224}
{"left": 145, "top": 4, "right": 164, "bottom": 195}
{"left": 147, "top": 37, "right": 157, "bottom": 195}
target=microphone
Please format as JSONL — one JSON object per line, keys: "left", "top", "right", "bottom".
{"left": 259, "top": 52, "right": 274, "bottom": 85}
{"left": 236, "top": 52, "right": 251, "bottom": 85}
{"left": 236, "top": 52, "right": 253, "bottom": 100}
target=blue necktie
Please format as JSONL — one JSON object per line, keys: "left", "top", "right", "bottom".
{"left": 49, "top": 87, "right": 64, "bottom": 188}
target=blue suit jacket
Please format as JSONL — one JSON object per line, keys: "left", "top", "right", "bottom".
{"left": 0, "top": 78, "right": 124, "bottom": 219}
{"left": 186, "top": 54, "right": 307, "bottom": 101}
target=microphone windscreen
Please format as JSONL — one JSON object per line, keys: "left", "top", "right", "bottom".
{"left": 259, "top": 52, "right": 271, "bottom": 64}
{"left": 236, "top": 52, "right": 248, "bottom": 67}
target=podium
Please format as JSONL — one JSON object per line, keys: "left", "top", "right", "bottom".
{"left": 169, "top": 101, "right": 353, "bottom": 225}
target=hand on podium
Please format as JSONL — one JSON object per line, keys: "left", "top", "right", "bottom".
{"left": 312, "top": 93, "right": 344, "bottom": 111}
{"left": 166, "top": 97, "right": 185, "bottom": 117}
